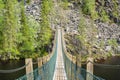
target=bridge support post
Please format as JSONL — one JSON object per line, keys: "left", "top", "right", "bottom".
{"left": 37, "top": 58, "right": 43, "bottom": 79}
{"left": 38, "top": 57, "right": 42, "bottom": 68}
{"left": 76, "top": 54, "right": 81, "bottom": 80}
{"left": 71, "top": 55, "right": 73, "bottom": 80}
{"left": 86, "top": 57, "right": 93, "bottom": 80}
{"left": 42, "top": 56, "right": 47, "bottom": 64}
{"left": 38, "top": 57, "right": 42, "bottom": 75}
{"left": 76, "top": 53, "right": 81, "bottom": 68}
{"left": 25, "top": 58, "right": 33, "bottom": 80}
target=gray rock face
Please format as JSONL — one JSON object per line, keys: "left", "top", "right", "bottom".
{"left": 96, "top": 0, "right": 120, "bottom": 23}
{"left": 64, "top": 1, "right": 120, "bottom": 55}
{"left": 25, "top": 0, "right": 42, "bottom": 22}
{"left": 96, "top": 22, "right": 120, "bottom": 40}
{"left": 117, "top": 46, "right": 120, "bottom": 52}
{"left": 64, "top": 8, "right": 80, "bottom": 34}
{"left": 105, "top": 46, "right": 112, "bottom": 51}
{"left": 25, "top": 0, "right": 120, "bottom": 54}
{"left": 96, "top": 22, "right": 120, "bottom": 52}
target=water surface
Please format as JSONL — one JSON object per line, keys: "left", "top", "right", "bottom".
{"left": 94, "top": 56, "right": 120, "bottom": 80}
{"left": 0, "top": 59, "right": 25, "bottom": 80}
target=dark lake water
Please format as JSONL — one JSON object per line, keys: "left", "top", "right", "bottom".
{"left": 94, "top": 56, "right": 120, "bottom": 80}
{"left": 0, "top": 59, "right": 25, "bottom": 80}
{"left": 0, "top": 59, "right": 38, "bottom": 80}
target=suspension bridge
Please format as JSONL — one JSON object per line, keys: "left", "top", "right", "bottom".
{"left": 16, "top": 28, "right": 104, "bottom": 80}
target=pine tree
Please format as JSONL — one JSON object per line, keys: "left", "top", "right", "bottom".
{"left": 36, "top": 0, "right": 53, "bottom": 56}
{"left": 0, "top": 0, "right": 18, "bottom": 60}
{"left": 19, "top": 0, "right": 35, "bottom": 58}
{"left": 0, "top": 0, "right": 4, "bottom": 55}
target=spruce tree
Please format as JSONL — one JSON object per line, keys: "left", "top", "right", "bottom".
{"left": 19, "top": 0, "right": 34, "bottom": 58}
{"left": 0, "top": 0, "right": 18, "bottom": 60}
{"left": 0, "top": 0, "right": 4, "bottom": 56}
{"left": 37, "top": 0, "right": 52, "bottom": 56}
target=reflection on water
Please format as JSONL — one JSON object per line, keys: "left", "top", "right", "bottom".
{"left": 94, "top": 56, "right": 120, "bottom": 80}
{"left": 0, "top": 59, "right": 25, "bottom": 80}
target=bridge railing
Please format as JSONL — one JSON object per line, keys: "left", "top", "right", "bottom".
{"left": 16, "top": 30, "right": 58, "bottom": 80}
{"left": 61, "top": 28, "right": 105, "bottom": 80}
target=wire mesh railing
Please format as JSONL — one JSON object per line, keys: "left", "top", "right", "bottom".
{"left": 62, "top": 45, "right": 105, "bottom": 80}
{"left": 16, "top": 31, "right": 58, "bottom": 80}
{"left": 61, "top": 28, "right": 105, "bottom": 80}
{"left": 16, "top": 49, "right": 57, "bottom": 80}
{"left": 17, "top": 28, "right": 106, "bottom": 80}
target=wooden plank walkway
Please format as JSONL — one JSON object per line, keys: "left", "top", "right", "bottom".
{"left": 53, "top": 29, "right": 67, "bottom": 80}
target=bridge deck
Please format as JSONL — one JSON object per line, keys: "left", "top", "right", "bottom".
{"left": 53, "top": 29, "right": 67, "bottom": 80}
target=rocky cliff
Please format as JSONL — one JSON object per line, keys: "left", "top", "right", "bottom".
{"left": 24, "top": 0, "right": 120, "bottom": 57}
{"left": 63, "top": 0, "right": 120, "bottom": 56}
{"left": 96, "top": 0, "right": 120, "bottom": 23}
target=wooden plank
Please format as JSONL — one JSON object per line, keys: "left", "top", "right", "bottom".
{"left": 25, "top": 58, "right": 33, "bottom": 80}
{"left": 86, "top": 57, "right": 93, "bottom": 80}
{"left": 38, "top": 57, "right": 42, "bottom": 68}
{"left": 37, "top": 57, "right": 42, "bottom": 75}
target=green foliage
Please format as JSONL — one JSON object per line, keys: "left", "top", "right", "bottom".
{"left": 112, "top": 0, "right": 118, "bottom": 17}
{"left": 77, "top": 10, "right": 98, "bottom": 58}
{"left": 28, "top": 15, "right": 40, "bottom": 47}
{"left": 107, "top": 52, "right": 113, "bottom": 57}
{"left": 17, "top": 0, "right": 53, "bottom": 58}
{"left": 0, "top": 0, "right": 54, "bottom": 59}
{"left": 82, "top": 0, "right": 98, "bottom": 19}
{"left": 0, "top": 0, "right": 4, "bottom": 9}
{"left": 37, "top": 0, "right": 53, "bottom": 56}
{"left": 77, "top": 0, "right": 119, "bottom": 22}
{"left": 18, "top": 0, "right": 35, "bottom": 58}
{"left": 107, "top": 39, "right": 118, "bottom": 54}
{"left": 26, "top": 0, "right": 31, "bottom": 4}
{"left": 0, "top": 0, "right": 4, "bottom": 44}
{"left": 78, "top": 15, "right": 87, "bottom": 44}
{"left": 99, "top": 0, "right": 118, "bottom": 22}
{"left": 108, "top": 39, "right": 118, "bottom": 48}
{"left": 0, "top": 0, "right": 20, "bottom": 60}
{"left": 60, "top": 0, "right": 69, "bottom": 10}
{"left": 101, "top": 9, "right": 109, "bottom": 22}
